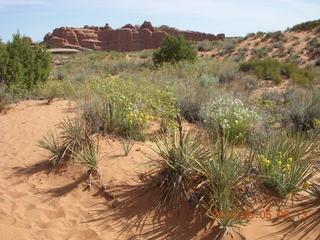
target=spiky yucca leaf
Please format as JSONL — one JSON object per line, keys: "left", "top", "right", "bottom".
{"left": 38, "top": 131, "right": 65, "bottom": 165}
{"left": 75, "top": 145, "right": 99, "bottom": 172}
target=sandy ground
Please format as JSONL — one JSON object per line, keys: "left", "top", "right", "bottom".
{"left": 0, "top": 99, "right": 319, "bottom": 240}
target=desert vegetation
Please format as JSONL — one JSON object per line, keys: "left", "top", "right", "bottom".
{"left": 1, "top": 21, "right": 320, "bottom": 239}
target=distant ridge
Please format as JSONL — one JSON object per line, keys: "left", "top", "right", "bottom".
{"left": 43, "top": 21, "right": 225, "bottom": 51}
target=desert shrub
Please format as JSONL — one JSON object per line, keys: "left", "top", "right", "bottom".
{"left": 245, "top": 33, "right": 256, "bottom": 39}
{"left": 264, "top": 31, "right": 286, "bottom": 42}
{"left": 286, "top": 54, "right": 301, "bottom": 65}
{"left": 240, "top": 59, "right": 283, "bottom": 83}
{"left": 1, "top": 33, "right": 50, "bottom": 96}
{"left": 291, "top": 19, "right": 320, "bottom": 31}
{"left": 80, "top": 95, "right": 148, "bottom": 140}
{"left": 38, "top": 118, "right": 93, "bottom": 165}
{"left": 235, "top": 47, "right": 249, "bottom": 60}
{"left": 80, "top": 76, "right": 178, "bottom": 139}
{"left": 176, "top": 73, "right": 219, "bottom": 122}
{"left": 256, "top": 31, "right": 265, "bottom": 38}
{"left": 240, "top": 75, "right": 260, "bottom": 91}
{"left": 240, "top": 59, "right": 316, "bottom": 84}
{"left": 283, "top": 88, "right": 320, "bottom": 131}
{"left": 200, "top": 94, "right": 259, "bottom": 143}
{"left": 252, "top": 47, "right": 269, "bottom": 58}
{"left": 254, "top": 133, "right": 317, "bottom": 198}
{"left": 153, "top": 34, "right": 196, "bottom": 66}
{"left": 217, "top": 62, "right": 239, "bottom": 83}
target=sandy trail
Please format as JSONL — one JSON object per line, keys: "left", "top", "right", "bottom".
{"left": 0, "top": 100, "right": 319, "bottom": 240}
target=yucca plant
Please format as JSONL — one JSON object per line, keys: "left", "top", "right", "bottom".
{"left": 75, "top": 144, "right": 101, "bottom": 189}
{"left": 122, "top": 139, "right": 134, "bottom": 156}
{"left": 38, "top": 130, "right": 64, "bottom": 165}
{"left": 253, "top": 132, "right": 317, "bottom": 198}
{"left": 191, "top": 129, "right": 253, "bottom": 233}
{"left": 147, "top": 129, "right": 211, "bottom": 211}
{"left": 38, "top": 118, "right": 94, "bottom": 165}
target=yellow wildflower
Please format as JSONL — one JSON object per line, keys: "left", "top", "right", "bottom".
{"left": 277, "top": 161, "right": 282, "bottom": 166}
{"left": 129, "top": 119, "right": 133, "bottom": 125}
{"left": 303, "top": 180, "right": 312, "bottom": 189}
{"left": 287, "top": 158, "right": 293, "bottom": 163}
{"left": 285, "top": 164, "right": 291, "bottom": 170}
{"left": 262, "top": 159, "right": 271, "bottom": 166}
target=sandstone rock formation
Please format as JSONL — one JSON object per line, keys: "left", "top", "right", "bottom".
{"left": 43, "top": 21, "right": 225, "bottom": 52}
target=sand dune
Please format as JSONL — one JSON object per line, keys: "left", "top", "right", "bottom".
{"left": 0, "top": 100, "right": 319, "bottom": 240}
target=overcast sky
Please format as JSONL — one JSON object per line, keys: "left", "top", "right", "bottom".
{"left": 0, "top": 0, "right": 319, "bottom": 42}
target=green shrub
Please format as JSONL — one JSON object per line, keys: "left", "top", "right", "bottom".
{"left": 200, "top": 94, "right": 259, "bottom": 143}
{"left": 153, "top": 34, "right": 196, "bottom": 66}
{"left": 254, "top": 133, "right": 317, "bottom": 198}
{"left": 1, "top": 33, "right": 51, "bottom": 96}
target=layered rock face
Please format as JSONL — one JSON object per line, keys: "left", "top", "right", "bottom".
{"left": 43, "top": 21, "right": 225, "bottom": 51}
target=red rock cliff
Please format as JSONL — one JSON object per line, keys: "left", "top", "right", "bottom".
{"left": 43, "top": 21, "right": 225, "bottom": 51}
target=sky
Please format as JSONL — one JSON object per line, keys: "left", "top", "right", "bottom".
{"left": 0, "top": 0, "right": 319, "bottom": 42}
